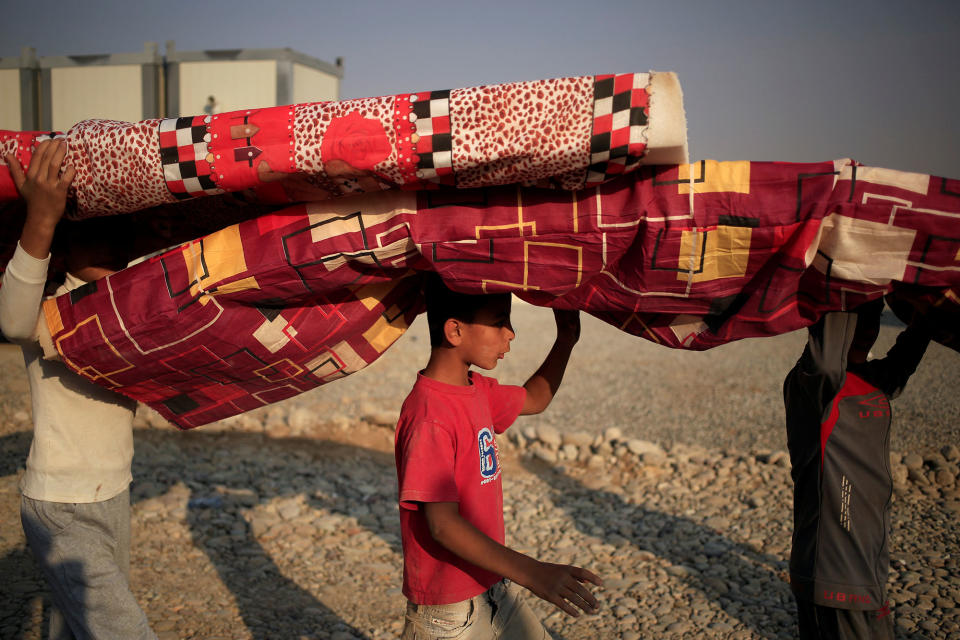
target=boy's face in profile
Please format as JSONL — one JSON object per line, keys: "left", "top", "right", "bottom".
{"left": 458, "top": 296, "right": 516, "bottom": 371}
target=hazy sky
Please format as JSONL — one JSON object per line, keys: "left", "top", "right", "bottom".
{"left": 2, "top": 0, "right": 958, "bottom": 176}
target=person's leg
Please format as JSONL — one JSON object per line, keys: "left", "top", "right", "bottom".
{"left": 787, "top": 396, "right": 895, "bottom": 639}
{"left": 797, "top": 599, "right": 893, "bottom": 640}
{"left": 489, "top": 580, "right": 549, "bottom": 640}
{"left": 22, "top": 496, "right": 78, "bottom": 640}
{"left": 21, "top": 490, "right": 156, "bottom": 640}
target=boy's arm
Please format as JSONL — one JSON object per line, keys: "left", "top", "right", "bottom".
{"left": 521, "top": 309, "right": 580, "bottom": 415}
{"left": 857, "top": 321, "right": 930, "bottom": 398}
{"left": 0, "top": 141, "right": 74, "bottom": 342}
{"left": 422, "top": 501, "right": 602, "bottom": 616}
{"left": 4, "top": 140, "right": 74, "bottom": 260}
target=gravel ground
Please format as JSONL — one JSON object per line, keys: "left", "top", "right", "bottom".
{"left": 316, "top": 301, "right": 960, "bottom": 454}
{"left": 0, "top": 302, "right": 958, "bottom": 639}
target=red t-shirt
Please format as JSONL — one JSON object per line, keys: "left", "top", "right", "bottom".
{"left": 395, "top": 371, "right": 526, "bottom": 605}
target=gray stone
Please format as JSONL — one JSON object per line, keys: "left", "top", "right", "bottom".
{"left": 936, "top": 469, "right": 956, "bottom": 487}
{"left": 532, "top": 446, "right": 558, "bottom": 464}
{"left": 666, "top": 565, "right": 697, "bottom": 577}
{"left": 639, "top": 449, "right": 668, "bottom": 466}
{"left": 769, "top": 450, "right": 790, "bottom": 466}
{"left": 536, "top": 425, "right": 562, "bottom": 447}
{"left": 604, "top": 427, "right": 623, "bottom": 442}
{"left": 908, "top": 467, "right": 929, "bottom": 485}
{"left": 363, "top": 409, "right": 399, "bottom": 428}
{"left": 277, "top": 501, "right": 302, "bottom": 520}
{"left": 904, "top": 453, "right": 924, "bottom": 470}
{"left": 703, "top": 577, "right": 730, "bottom": 595}
{"left": 705, "top": 516, "right": 731, "bottom": 531}
{"left": 892, "top": 464, "right": 909, "bottom": 486}
{"left": 562, "top": 431, "right": 594, "bottom": 447}
{"left": 626, "top": 438, "right": 663, "bottom": 456}
{"left": 586, "top": 454, "right": 606, "bottom": 469}
{"left": 287, "top": 407, "right": 315, "bottom": 431}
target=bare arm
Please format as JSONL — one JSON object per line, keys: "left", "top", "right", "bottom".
{"left": 423, "top": 501, "right": 601, "bottom": 616}
{"left": 4, "top": 139, "right": 75, "bottom": 259}
{"left": 0, "top": 141, "right": 75, "bottom": 342}
{"left": 521, "top": 309, "right": 580, "bottom": 415}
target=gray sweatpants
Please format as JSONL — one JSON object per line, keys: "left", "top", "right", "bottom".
{"left": 21, "top": 489, "right": 157, "bottom": 640}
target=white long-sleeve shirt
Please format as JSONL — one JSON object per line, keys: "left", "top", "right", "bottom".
{"left": 0, "top": 243, "right": 135, "bottom": 503}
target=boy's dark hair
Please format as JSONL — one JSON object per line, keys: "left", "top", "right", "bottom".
{"left": 424, "top": 272, "right": 510, "bottom": 347}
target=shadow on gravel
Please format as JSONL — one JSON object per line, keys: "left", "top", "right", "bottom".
{"left": 0, "top": 546, "right": 55, "bottom": 639}
{"left": 518, "top": 457, "right": 794, "bottom": 638}
{"left": 0, "top": 430, "right": 54, "bottom": 639}
{"left": 0, "top": 430, "right": 31, "bottom": 477}
{"left": 516, "top": 459, "right": 953, "bottom": 640}
{"left": 3, "top": 429, "right": 936, "bottom": 640}
{"left": 1, "top": 428, "right": 397, "bottom": 640}
{"left": 131, "top": 428, "right": 396, "bottom": 640}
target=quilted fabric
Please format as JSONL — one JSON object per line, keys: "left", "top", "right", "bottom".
{"left": 38, "top": 159, "right": 960, "bottom": 428}
{"left": 0, "top": 72, "right": 681, "bottom": 218}
{"left": 0, "top": 71, "right": 955, "bottom": 429}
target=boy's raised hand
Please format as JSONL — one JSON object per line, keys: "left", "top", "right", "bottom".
{"left": 4, "top": 139, "right": 75, "bottom": 259}
{"left": 522, "top": 560, "right": 602, "bottom": 617}
{"left": 521, "top": 308, "right": 581, "bottom": 415}
{"left": 5, "top": 139, "right": 75, "bottom": 222}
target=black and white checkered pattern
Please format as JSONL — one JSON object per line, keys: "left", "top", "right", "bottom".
{"left": 158, "top": 117, "right": 222, "bottom": 200}
{"left": 585, "top": 73, "right": 649, "bottom": 187}
{"left": 410, "top": 90, "right": 453, "bottom": 183}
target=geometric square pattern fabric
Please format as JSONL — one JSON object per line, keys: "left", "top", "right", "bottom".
{"left": 38, "top": 158, "right": 960, "bottom": 429}
{"left": 1, "top": 70, "right": 955, "bottom": 429}
{"left": 812, "top": 215, "right": 916, "bottom": 285}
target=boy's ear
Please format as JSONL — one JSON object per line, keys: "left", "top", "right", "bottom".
{"left": 443, "top": 318, "right": 463, "bottom": 346}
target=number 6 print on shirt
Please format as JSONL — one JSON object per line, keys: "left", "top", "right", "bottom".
{"left": 478, "top": 427, "right": 499, "bottom": 483}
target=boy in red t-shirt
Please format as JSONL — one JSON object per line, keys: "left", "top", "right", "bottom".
{"left": 394, "top": 274, "right": 602, "bottom": 639}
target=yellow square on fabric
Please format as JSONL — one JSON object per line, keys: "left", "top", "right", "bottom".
{"left": 43, "top": 299, "right": 64, "bottom": 336}
{"left": 678, "top": 225, "right": 753, "bottom": 283}
{"left": 678, "top": 160, "right": 750, "bottom": 194}
{"left": 363, "top": 309, "right": 408, "bottom": 354}
{"left": 185, "top": 225, "right": 253, "bottom": 299}
{"left": 353, "top": 280, "right": 398, "bottom": 311}
{"left": 198, "top": 276, "right": 261, "bottom": 306}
